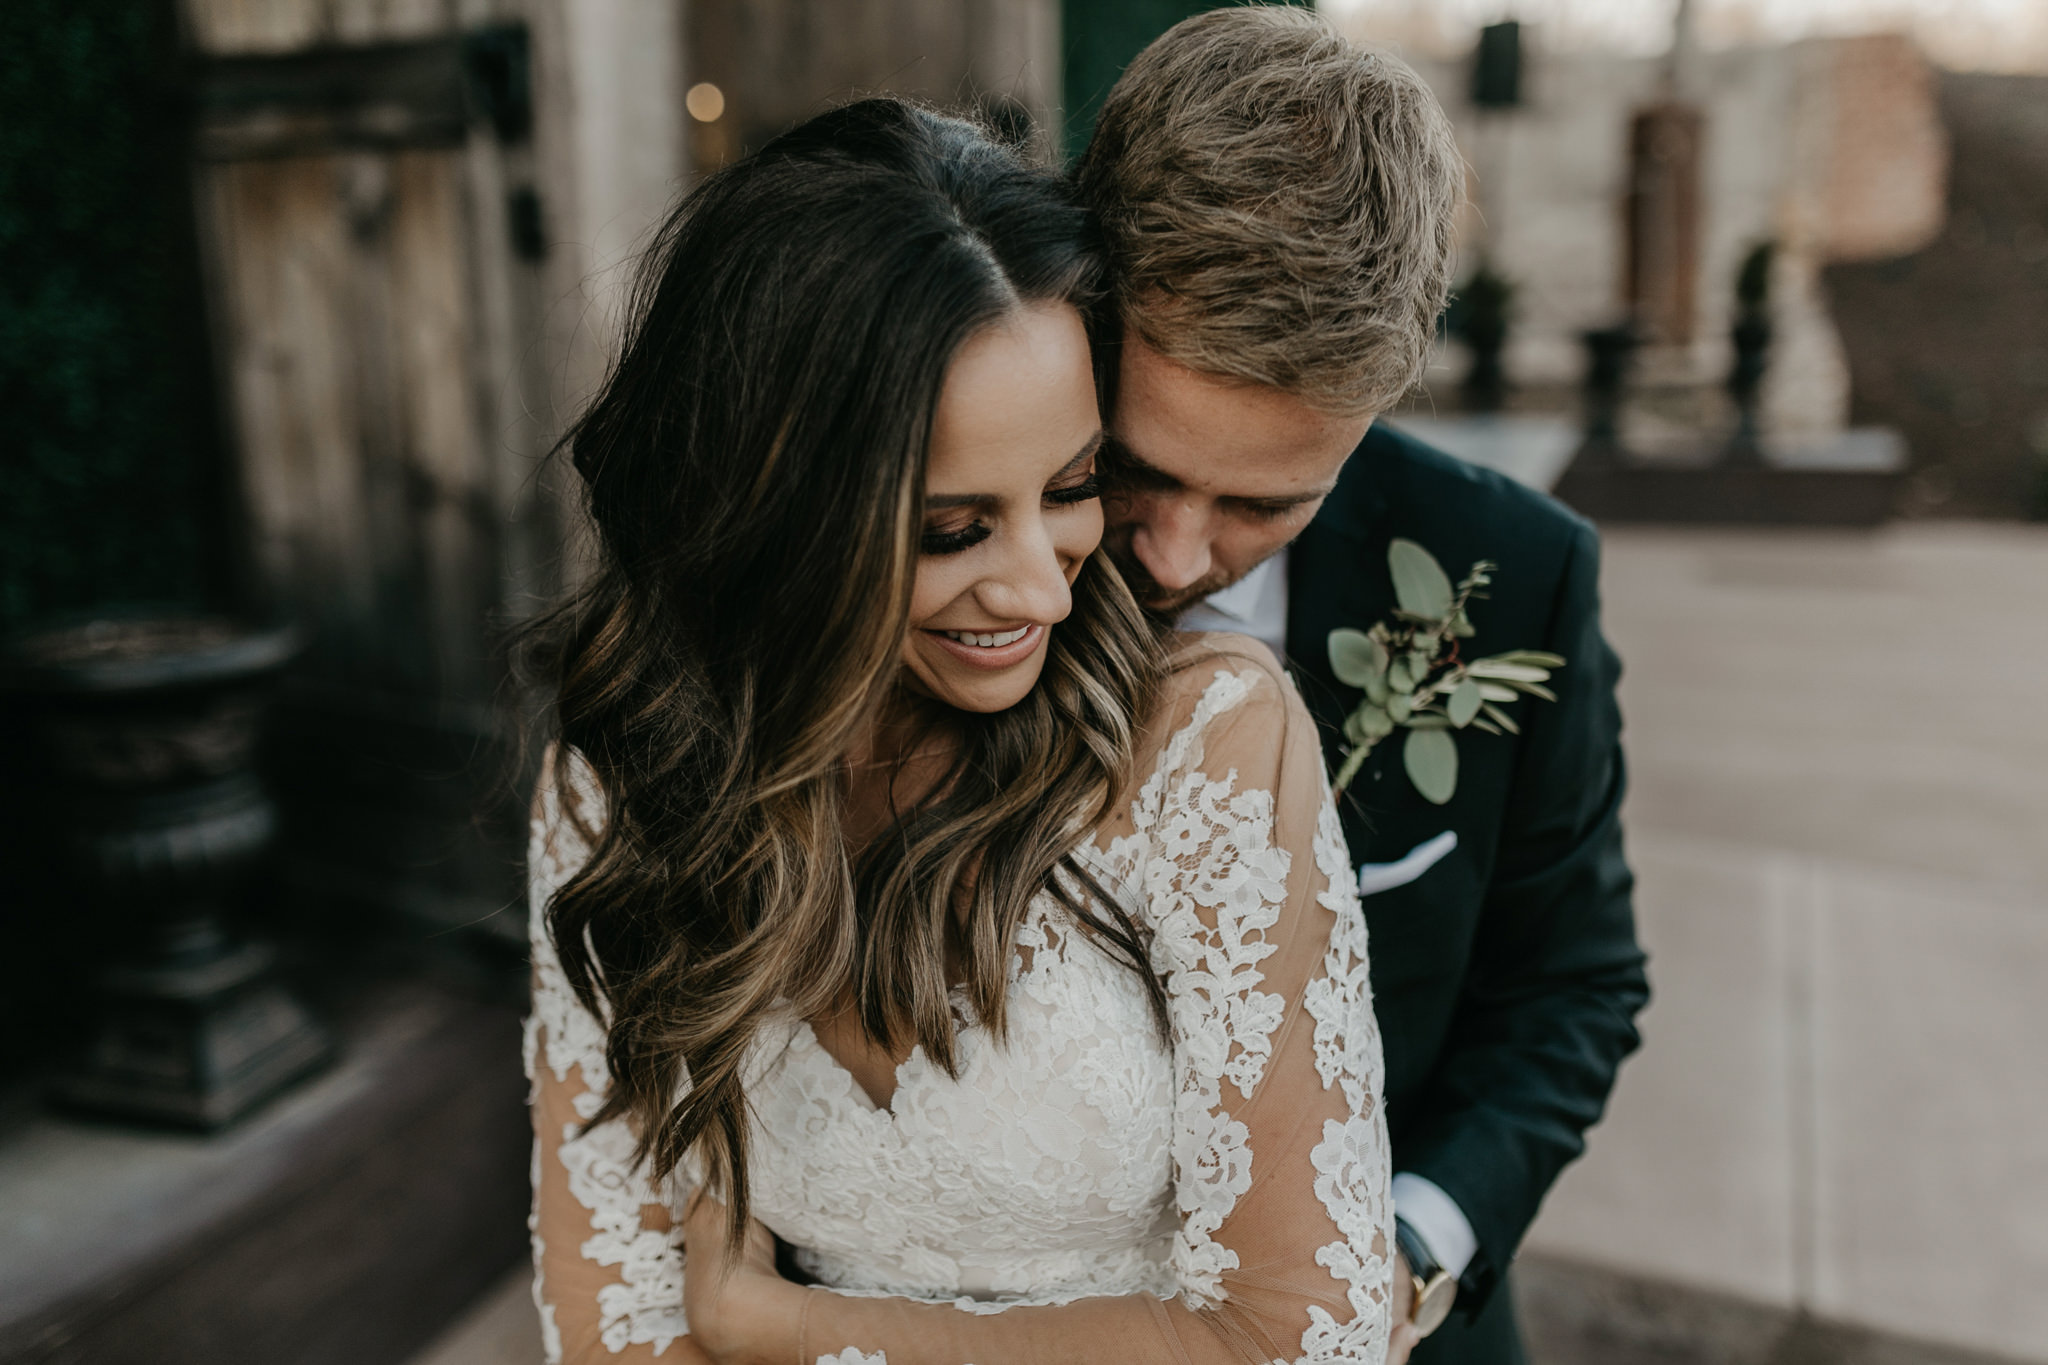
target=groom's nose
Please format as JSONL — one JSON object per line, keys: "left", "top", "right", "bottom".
{"left": 1128, "top": 494, "right": 1215, "bottom": 593}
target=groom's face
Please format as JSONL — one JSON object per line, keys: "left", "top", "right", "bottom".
{"left": 1101, "top": 335, "right": 1373, "bottom": 615}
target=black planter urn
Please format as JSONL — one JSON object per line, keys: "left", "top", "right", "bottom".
{"left": 2, "top": 616, "right": 333, "bottom": 1128}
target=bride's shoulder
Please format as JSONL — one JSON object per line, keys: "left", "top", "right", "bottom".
{"left": 1159, "top": 630, "right": 1303, "bottom": 714}
{"left": 1137, "top": 630, "right": 1315, "bottom": 769}
{"left": 530, "top": 740, "right": 609, "bottom": 874}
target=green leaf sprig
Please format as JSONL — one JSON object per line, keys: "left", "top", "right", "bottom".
{"left": 1328, "top": 539, "right": 1564, "bottom": 806}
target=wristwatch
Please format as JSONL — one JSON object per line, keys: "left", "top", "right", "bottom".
{"left": 1394, "top": 1216, "right": 1458, "bottom": 1338}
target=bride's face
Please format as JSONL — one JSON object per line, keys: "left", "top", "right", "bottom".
{"left": 902, "top": 301, "right": 1104, "bottom": 714}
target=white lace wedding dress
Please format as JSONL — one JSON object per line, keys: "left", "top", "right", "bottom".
{"left": 527, "top": 646, "right": 1394, "bottom": 1364}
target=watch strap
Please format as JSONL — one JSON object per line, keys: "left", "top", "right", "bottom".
{"left": 1394, "top": 1214, "right": 1458, "bottom": 1337}
{"left": 1394, "top": 1215, "right": 1442, "bottom": 1282}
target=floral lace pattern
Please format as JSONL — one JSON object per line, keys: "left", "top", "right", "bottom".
{"left": 1096, "top": 668, "right": 1290, "bottom": 1305}
{"left": 528, "top": 661, "right": 1392, "bottom": 1364}
{"left": 525, "top": 768, "right": 689, "bottom": 1360}
{"left": 1300, "top": 797, "right": 1393, "bottom": 1362}
{"left": 740, "top": 893, "right": 1180, "bottom": 1307}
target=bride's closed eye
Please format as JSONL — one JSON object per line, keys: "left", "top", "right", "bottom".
{"left": 1043, "top": 472, "right": 1101, "bottom": 507}
{"left": 918, "top": 469, "right": 1101, "bottom": 557}
{"left": 920, "top": 520, "right": 991, "bottom": 556}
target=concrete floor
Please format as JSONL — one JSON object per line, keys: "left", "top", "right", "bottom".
{"left": 406, "top": 1267, "right": 539, "bottom": 1365}
{"left": 414, "top": 522, "right": 2048, "bottom": 1365}
{"left": 1525, "top": 522, "right": 2048, "bottom": 1363}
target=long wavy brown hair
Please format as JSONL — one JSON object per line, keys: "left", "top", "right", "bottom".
{"left": 520, "top": 100, "right": 1169, "bottom": 1242}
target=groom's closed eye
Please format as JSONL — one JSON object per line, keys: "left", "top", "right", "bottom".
{"left": 1231, "top": 493, "right": 1322, "bottom": 522}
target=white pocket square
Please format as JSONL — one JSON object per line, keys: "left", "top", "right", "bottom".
{"left": 1357, "top": 830, "right": 1458, "bottom": 897}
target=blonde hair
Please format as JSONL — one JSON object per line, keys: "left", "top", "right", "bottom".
{"left": 1076, "top": 5, "right": 1465, "bottom": 414}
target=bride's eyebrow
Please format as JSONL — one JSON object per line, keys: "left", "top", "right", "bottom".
{"left": 1052, "top": 431, "right": 1105, "bottom": 478}
{"left": 925, "top": 432, "right": 1104, "bottom": 509}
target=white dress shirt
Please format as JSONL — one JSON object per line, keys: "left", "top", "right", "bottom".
{"left": 1175, "top": 549, "right": 1291, "bottom": 658}
{"left": 1180, "top": 549, "right": 1479, "bottom": 1280}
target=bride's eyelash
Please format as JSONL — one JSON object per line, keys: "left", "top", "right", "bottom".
{"left": 1045, "top": 475, "right": 1101, "bottom": 506}
{"left": 921, "top": 522, "right": 990, "bottom": 556}
{"left": 920, "top": 476, "right": 1098, "bottom": 556}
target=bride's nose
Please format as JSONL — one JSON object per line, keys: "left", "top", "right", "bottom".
{"left": 975, "top": 517, "right": 1075, "bottom": 625}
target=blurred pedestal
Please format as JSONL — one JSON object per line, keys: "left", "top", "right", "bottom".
{"left": 1386, "top": 414, "right": 1582, "bottom": 492}
{"left": 0, "top": 976, "right": 529, "bottom": 1365}
{"left": 1553, "top": 428, "right": 1907, "bottom": 525}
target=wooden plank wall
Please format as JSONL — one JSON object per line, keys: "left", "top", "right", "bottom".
{"left": 203, "top": 151, "right": 494, "bottom": 703}
{"left": 183, "top": 0, "right": 595, "bottom": 933}
{"left": 185, "top": 0, "right": 458, "bottom": 52}
{"left": 689, "top": 0, "right": 1059, "bottom": 165}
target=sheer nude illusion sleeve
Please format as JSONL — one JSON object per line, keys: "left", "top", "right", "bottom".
{"left": 792, "top": 649, "right": 1395, "bottom": 1364}
{"left": 526, "top": 749, "right": 708, "bottom": 1365}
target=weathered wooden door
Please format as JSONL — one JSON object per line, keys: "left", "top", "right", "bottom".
{"left": 185, "top": 1, "right": 594, "bottom": 937}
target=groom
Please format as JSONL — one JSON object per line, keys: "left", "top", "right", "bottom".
{"left": 1078, "top": 10, "right": 1649, "bottom": 1363}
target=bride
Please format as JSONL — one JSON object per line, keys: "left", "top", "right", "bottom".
{"left": 524, "top": 98, "right": 1398, "bottom": 1365}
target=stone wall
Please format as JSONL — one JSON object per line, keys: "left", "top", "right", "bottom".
{"left": 1826, "top": 71, "right": 2048, "bottom": 518}
{"left": 1369, "top": 29, "right": 1946, "bottom": 445}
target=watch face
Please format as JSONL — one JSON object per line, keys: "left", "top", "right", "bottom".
{"left": 1413, "top": 1272, "right": 1457, "bottom": 1337}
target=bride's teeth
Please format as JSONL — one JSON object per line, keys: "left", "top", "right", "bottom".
{"left": 943, "top": 626, "right": 1030, "bottom": 648}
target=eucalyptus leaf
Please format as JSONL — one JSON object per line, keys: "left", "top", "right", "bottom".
{"left": 1509, "top": 680, "right": 1558, "bottom": 703}
{"left": 1364, "top": 672, "right": 1391, "bottom": 705}
{"left": 1448, "top": 679, "right": 1483, "bottom": 727}
{"left": 1477, "top": 683, "right": 1519, "bottom": 703}
{"left": 1404, "top": 727, "right": 1459, "bottom": 805}
{"left": 1328, "top": 628, "right": 1386, "bottom": 688}
{"left": 1468, "top": 659, "right": 1552, "bottom": 683}
{"left": 1450, "top": 612, "right": 1477, "bottom": 638}
{"left": 1481, "top": 703, "right": 1520, "bottom": 734}
{"left": 1405, "top": 713, "right": 1451, "bottom": 730}
{"left": 1412, "top": 631, "right": 1440, "bottom": 657}
{"left": 1489, "top": 650, "right": 1566, "bottom": 668}
{"left": 1354, "top": 703, "right": 1394, "bottom": 740}
{"left": 1388, "top": 658, "right": 1415, "bottom": 693}
{"left": 1387, "top": 692, "right": 1414, "bottom": 724}
{"left": 1389, "top": 538, "right": 1455, "bottom": 619}
{"left": 1342, "top": 709, "right": 1372, "bottom": 746}
{"left": 1469, "top": 718, "right": 1503, "bottom": 735}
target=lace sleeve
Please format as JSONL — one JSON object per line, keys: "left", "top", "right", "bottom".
{"left": 1128, "top": 649, "right": 1393, "bottom": 1361}
{"left": 783, "top": 643, "right": 1394, "bottom": 1365}
{"left": 527, "top": 746, "right": 703, "bottom": 1363}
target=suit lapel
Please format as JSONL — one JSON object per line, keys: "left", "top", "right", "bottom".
{"left": 1286, "top": 437, "right": 1391, "bottom": 738}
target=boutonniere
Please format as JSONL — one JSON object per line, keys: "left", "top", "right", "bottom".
{"left": 1328, "top": 539, "right": 1564, "bottom": 805}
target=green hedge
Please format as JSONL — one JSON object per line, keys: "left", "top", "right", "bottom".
{"left": 1059, "top": 0, "right": 1309, "bottom": 160}
{"left": 0, "top": 0, "right": 226, "bottom": 636}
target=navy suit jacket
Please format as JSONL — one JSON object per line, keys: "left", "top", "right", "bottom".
{"left": 1285, "top": 422, "right": 1649, "bottom": 1361}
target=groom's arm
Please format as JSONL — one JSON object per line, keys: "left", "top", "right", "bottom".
{"left": 1395, "top": 518, "right": 1649, "bottom": 1313}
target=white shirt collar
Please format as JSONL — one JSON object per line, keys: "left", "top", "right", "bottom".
{"left": 1176, "top": 548, "right": 1290, "bottom": 658}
